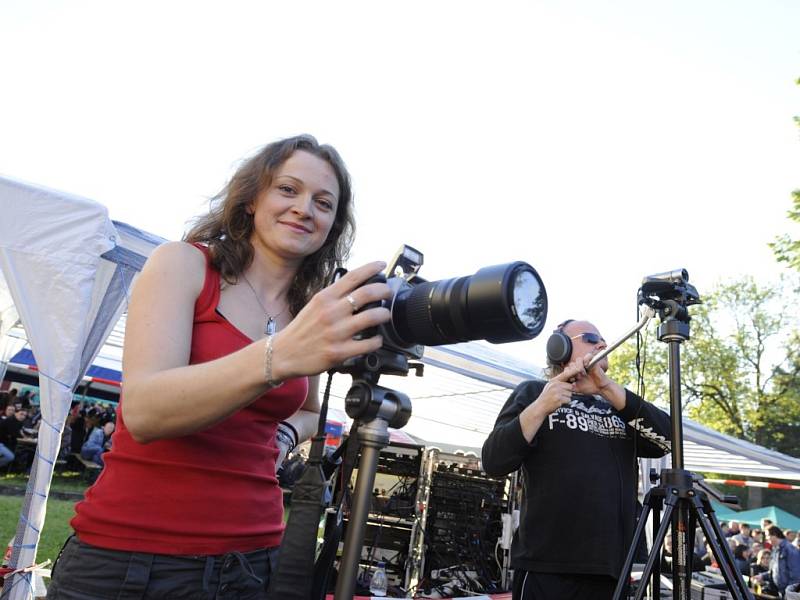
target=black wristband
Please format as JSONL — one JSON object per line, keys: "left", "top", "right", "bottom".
{"left": 275, "top": 430, "right": 296, "bottom": 453}
{"left": 278, "top": 421, "right": 300, "bottom": 448}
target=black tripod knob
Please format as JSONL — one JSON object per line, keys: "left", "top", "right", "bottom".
{"left": 649, "top": 468, "right": 660, "bottom": 484}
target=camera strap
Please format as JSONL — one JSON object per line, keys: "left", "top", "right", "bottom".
{"left": 311, "top": 419, "right": 364, "bottom": 599}
{"left": 266, "top": 372, "right": 339, "bottom": 600}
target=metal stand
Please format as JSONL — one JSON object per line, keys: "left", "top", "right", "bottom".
{"left": 406, "top": 447, "right": 437, "bottom": 595}
{"left": 334, "top": 364, "right": 413, "bottom": 600}
{"left": 612, "top": 301, "right": 752, "bottom": 600}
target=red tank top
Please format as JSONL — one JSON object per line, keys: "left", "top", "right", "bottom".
{"left": 72, "top": 244, "right": 308, "bottom": 554}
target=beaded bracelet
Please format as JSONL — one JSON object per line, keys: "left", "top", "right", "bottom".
{"left": 263, "top": 334, "right": 283, "bottom": 390}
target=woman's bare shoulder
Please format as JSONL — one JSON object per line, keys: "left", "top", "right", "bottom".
{"left": 138, "top": 241, "right": 207, "bottom": 294}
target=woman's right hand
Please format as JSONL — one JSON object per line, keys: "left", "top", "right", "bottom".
{"left": 270, "top": 261, "right": 393, "bottom": 381}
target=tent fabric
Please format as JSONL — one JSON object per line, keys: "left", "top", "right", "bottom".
{"left": 720, "top": 505, "right": 800, "bottom": 531}
{"left": 0, "top": 176, "right": 165, "bottom": 600}
{"left": 8, "top": 348, "right": 122, "bottom": 384}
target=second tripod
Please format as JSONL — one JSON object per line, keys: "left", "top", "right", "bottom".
{"left": 613, "top": 273, "right": 752, "bottom": 600}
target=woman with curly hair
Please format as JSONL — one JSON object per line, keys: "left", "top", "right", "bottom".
{"left": 48, "top": 135, "right": 392, "bottom": 599}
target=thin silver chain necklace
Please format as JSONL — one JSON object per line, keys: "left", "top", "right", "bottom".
{"left": 240, "top": 273, "right": 288, "bottom": 336}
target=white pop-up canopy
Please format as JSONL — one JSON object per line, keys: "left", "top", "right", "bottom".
{"left": 0, "top": 176, "right": 164, "bottom": 600}
{"left": 3, "top": 176, "right": 800, "bottom": 598}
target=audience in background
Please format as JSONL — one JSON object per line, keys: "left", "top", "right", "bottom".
{"left": 732, "top": 522, "right": 754, "bottom": 548}
{"left": 80, "top": 418, "right": 115, "bottom": 467}
{"left": 732, "top": 544, "right": 751, "bottom": 576}
{"left": 751, "top": 548, "right": 772, "bottom": 578}
{"left": 0, "top": 406, "right": 28, "bottom": 468}
{"left": 751, "top": 525, "right": 800, "bottom": 596}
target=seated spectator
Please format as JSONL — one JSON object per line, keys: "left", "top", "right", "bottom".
{"left": 751, "top": 549, "right": 771, "bottom": 577}
{"left": 71, "top": 406, "right": 101, "bottom": 454}
{"left": 733, "top": 544, "right": 751, "bottom": 576}
{"left": 81, "top": 419, "right": 115, "bottom": 467}
{"left": 787, "top": 530, "right": 797, "bottom": 545}
{"left": 699, "top": 542, "right": 717, "bottom": 569}
{"left": 728, "top": 520, "right": 741, "bottom": 538}
{"left": 750, "top": 542, "right": 763, "bottom": 570}
{"left": 761, "top": 519, "right": 775, "bottom": 549}
{"left": 1, "top": 404, "right": 15, "bottom": 421}
{"left": 733, "top": 523, "right": 754, "bottom": 548}
{"left": 0, "top": 407, "right": 28, "bottom": 468}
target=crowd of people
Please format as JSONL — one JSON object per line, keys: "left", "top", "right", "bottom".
{"left": 0, "top": 389, "right": 117, "bottom": 471}
{"left": 660, "top": 518, "right": 800, "bottom": 597}
{"left": 0, "top": 389, "right": 36, "bottom": 470}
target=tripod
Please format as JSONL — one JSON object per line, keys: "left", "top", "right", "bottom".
{"left": 612, "top": 296, "right": 753, "bottom": 600}
{"left": 334, "top": 352, "right": 415, "bottom": 600}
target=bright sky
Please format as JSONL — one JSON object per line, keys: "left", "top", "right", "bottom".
{"left": 2, "top": 0, "right": 799, "bottom": 367}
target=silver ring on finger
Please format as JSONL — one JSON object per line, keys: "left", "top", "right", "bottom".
{"left": 346, "top": 294, "right": 358, "bottom": 313}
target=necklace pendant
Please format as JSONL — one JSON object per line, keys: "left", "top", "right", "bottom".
{"left": 265, "top": 316, "right": 276, "bottom": 336}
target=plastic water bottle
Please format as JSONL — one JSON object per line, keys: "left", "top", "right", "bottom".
{"left": 369, "top": 561, "right": 388, "bottom": 597}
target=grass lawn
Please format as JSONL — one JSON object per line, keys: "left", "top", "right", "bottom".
{"left": 1, "top": 470, "right": 86, "bottom": 567}
{"left": 2, "top": 470, "right": 91, "bottom": 495}
{"left": 0, "top": 495, "right": 76, "bottom": 567}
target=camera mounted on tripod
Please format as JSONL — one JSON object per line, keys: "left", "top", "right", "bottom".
{"left": 638, "top": 268, "right": 701, "bottom": 342}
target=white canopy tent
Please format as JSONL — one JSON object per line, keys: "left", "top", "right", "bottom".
{"left": 3, "top": 176, "right": 800, "bottom": 598}
{"left": 0, "top": 176, "right": 164, "bottom": 599}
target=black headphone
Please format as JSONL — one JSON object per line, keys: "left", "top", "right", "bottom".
{"left": 545, "top": 319, "right": 575, "bottom": 366}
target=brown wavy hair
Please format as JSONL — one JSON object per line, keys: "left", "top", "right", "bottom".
{"left": 184, "top": 134, "right": 355, "bottom": 316}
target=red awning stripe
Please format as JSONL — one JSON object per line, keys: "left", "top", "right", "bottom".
{"left": 705, "top": 478, "right": 800, "bottom": 490}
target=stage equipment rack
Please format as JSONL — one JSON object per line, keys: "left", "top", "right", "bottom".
{"left": 406, "top": 447, "right": 512, "bottom": 596}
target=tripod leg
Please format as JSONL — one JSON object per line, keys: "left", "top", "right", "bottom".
{"left": 335, "top": 438, "right": 384, "bottom": 600}
{"left": 651, "top": 496, "right": 662, "bottom": 599}
{"left": 632, "top": 501, "right": 676, "bottom": 600}
{"left": 671, "top": 501, "right": 694, "bottom": 600}
{"left": 692, "top": 495, "right": 753, "bottom": 600}
{"left": 613, "top": 491, "right": 663, "bottom": 600}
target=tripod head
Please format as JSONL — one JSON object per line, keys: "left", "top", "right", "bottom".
{"left": 639, "top": 268, "right": 700, "bottom": 345}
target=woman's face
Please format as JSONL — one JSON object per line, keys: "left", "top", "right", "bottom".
{"left": 249, "top": 150, "right": 340, "bottom": 265}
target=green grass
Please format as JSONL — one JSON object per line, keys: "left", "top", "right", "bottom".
{"left": 0, "top": 495, "right": 76, "bottom": 567}
{"left": 1, "top": 470, "right": 91, "bottom": 495}
{"left": 0, "top": 470, "right": 87, "bottom": 567}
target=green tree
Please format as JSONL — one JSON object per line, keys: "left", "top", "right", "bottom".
{"left": 771, "top": 190, "right": 800, "bottom": 271}
{"left": 607, "top": 276, "right": 800, "bottom": 455}
{"left": 770, "top": 77, "right": 800, "bottom": 270}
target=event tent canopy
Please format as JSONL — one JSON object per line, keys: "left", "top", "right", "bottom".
{"left": 719, "top": 505, "right": 800, "bottom": 531}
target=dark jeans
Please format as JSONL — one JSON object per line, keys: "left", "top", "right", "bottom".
{"left": 513, "top": 570, "right": 618, "bottom": 600}
{"left": 47, "top": 536, "right": 279, "bottom": 600}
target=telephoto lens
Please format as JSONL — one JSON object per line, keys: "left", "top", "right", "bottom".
{"left": 384, "top": 261, "right": 547, "bottom": 349}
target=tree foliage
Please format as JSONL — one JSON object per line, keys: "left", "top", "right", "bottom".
{"left": 770, "top": 189, "right": 800, "bottom": 271}
{"left": 607, "top": 276, "right": 800, "bottom": 456}
{"left": 770, "top": 77, "right": 800, "bottom": 270}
